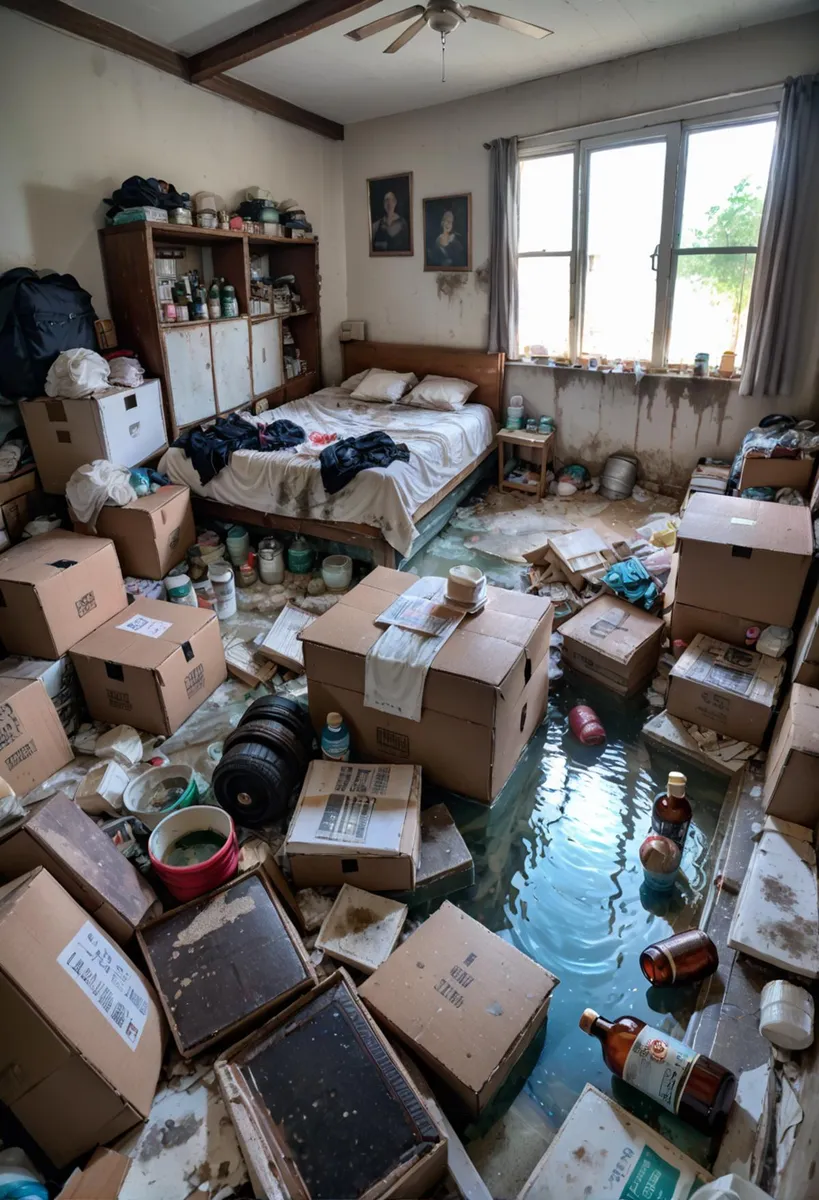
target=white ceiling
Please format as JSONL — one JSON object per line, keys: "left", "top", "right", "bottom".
{"left": 68, "top": 0, "right": 817, "bottom": 123}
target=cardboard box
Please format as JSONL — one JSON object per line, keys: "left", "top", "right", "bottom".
{"left": 0, "top": 470, "right": 45, "bottom": 543}
{"left": 0, "top": 467, "right": 38, "bottom": 506}
{"left": 793, "top": 577, "right": 819, "bottom": 686}
{"left": 70, "top": 598, "right": 227, "bottom": 736}
{"left": 302, "top": 567, "right": 553, "bottom": 804}
{"left": 0, "top": 653, "right": 83, "bottom": 735}
{"left": 56, "top": 1148, "right": 131, "bottom": 1200}
{"left": 763, "top": 684, "right": 819, "bottom": 826}
{"left": 559, "top": 597, "right": 664, "bottom": 695}
{"left": 0, "top": 530, "right": 127, "bottom": 658}
{"left": 0, "top": 868, "right": 164, "bottom": 1166}
{"left": 92, "top": 486, "right": 195, "bottom": 579}
{"left": 0, "top": 677, "right": 73, "bottom": 796}
{"left": 359, "top": 901, "right": 558, "bottom": 1116}
{"left": 285, "top": 761, "right": 421, "bottom": 891}
{"left": 738, "top": 452, "right": 816, "bottom": 495}
{"left": 0, "top": 792, "right": 161, "bottom": 943}
{"left": 20, "top": 380, "right": 167, "bottom": 494}
{"left": 518, "top": 1084, "right": 711, "bottom": 1199}
{"left": 675, "top": 494, "right": 812, "bottom": 627}
{"left": 545, "top": 527, "right": 611, "bottom": 588}
{"left": 670, "top": 601, "right": 759, "bottom": 650}
{"left": 667, "top": 633, "right": 785, "bottom": 746}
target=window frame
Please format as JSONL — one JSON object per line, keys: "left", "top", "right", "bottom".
{"left": 517, "top": 101, "right": 779, "bottom": 368}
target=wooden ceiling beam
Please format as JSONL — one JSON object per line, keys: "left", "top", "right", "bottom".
{"left": 2, "top": 0, "right": 343, "bottom": 140}
{"left": 188, "top": 0, "right": 382, "bottom": 82}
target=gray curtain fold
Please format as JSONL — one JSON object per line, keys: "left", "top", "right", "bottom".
{"left": 740, "top": 74, "right": 819, "bottom": 397}
{"left": 487, "top": 136, "right": 519, "bottom": 358}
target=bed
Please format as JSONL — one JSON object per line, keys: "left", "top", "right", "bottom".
{"left": 159, "top": 342, "right": 504, "bottom": 567}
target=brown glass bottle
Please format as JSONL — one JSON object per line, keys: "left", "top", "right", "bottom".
{"left": 640, "top": 930, "right": 719, "bottom": 987}
{"left": 579, "top": 1009, "right": 736, "bottom": 1136}
{"left": 651, "top": 771, "right": 692, "bottom": 853}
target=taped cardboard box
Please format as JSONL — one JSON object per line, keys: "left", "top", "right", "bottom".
{"left": 359, "top": 901, "right": 558, "bottom": 1116}
{"left": 92, "top": 486, "right": 195, "bottom": 580}
{"left": 675, "top": 494, "right": 812, "bottom": 627}
{"left": 0, "top": 791, "right": 161, "bottom": 944}
{"left": 667, "top": 633, "right": 785, "bottom": 746}
{"left": 285, "top": 760, "right": 421, "bottom": 891}
{"left": 793, "top": 577, "right": 819, "bottom": 687}
{"left": 518, "top": 1084, "right": 711, "bottom": 1199}
{"left": 0, "top": 868, "right": 164, "bottom": 1167}
{"left": 0, "top": 530, "right": 126, "bottom": 658}
{"left": 0, "top": 676, "right": 73, "bottom": 796}
{"left": 560, "top": 597, "right": 663, "bottom": 696}
{"left": 70, "top": 598, "right": 227, "bottom": 736}
{"left": 763, "top": 683, "right": 819, "bottom": 826}
{"left": 302, "top": 567, "right": 553, "bottom": 804}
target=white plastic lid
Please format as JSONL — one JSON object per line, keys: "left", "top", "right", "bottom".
{"left": 667, "top": 771, "right": 687, "bottom": 797}
{"left": 759, "top": 979, "right": 814, "bottom": 1050}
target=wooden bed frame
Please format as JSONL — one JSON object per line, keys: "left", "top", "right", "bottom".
{"left": 192, "top": 341, "right": 504, "bottom": 568}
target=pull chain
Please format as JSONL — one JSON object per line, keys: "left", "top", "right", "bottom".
{"left": 441, "top": 32, "right": 446, "bottom": 83}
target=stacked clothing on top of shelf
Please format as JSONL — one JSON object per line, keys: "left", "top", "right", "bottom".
{"left": 320, "top": 432, "right": 410, "bottom": 496}
{"left": 173, "top": 413, "right": 304, "bottom": 484}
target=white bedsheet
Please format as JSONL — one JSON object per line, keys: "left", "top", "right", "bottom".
{"left": 159, "top": 387, "right": 496, "bottom": 557}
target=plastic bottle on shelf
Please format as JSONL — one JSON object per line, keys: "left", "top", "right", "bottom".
{"left": 640, "top": 930, "right": 719, "bottom": 987}
{"left": 220, "top": 282, "right": 239, "bottom": 318}
{"left": 579, "top": 1009, "right": 737, "bottom": 1135}
{"left": 651, "top": 770, "right": 691, "bottom": 854}
{"left": 208, "top": 279, "right": 221, "bottom": 319}
{"left": 321, "top": 712, "right": 350, "bottom": 762}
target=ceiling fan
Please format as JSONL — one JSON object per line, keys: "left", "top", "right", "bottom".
{"left": 345, "top": 2, "right": 553, "bottom": 80}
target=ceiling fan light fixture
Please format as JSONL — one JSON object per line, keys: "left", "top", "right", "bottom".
{"left": 427, "top": 11, "right": 461, "bottom": 34}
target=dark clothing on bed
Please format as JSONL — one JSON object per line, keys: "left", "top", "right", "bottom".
{"left": 173, "top": 414, "right": 304, "bottom": 485}
{"left": 320, "top": 431, "right": 410, "bottom": 496}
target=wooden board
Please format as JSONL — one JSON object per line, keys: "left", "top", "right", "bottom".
{"left": 341, "top": 341, "right": 505, "bottom": 420}
{"left": 728, "top": 817, "right": 819, "bottom": 978}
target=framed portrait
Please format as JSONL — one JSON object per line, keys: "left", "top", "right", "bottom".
{"left": 423, "top": 194, "right": 472, "bottom": 272}
{"left": 368, "top": 172, "right": 413, "bottom": 257}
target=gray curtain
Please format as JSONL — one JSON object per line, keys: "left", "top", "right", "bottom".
{"left": 741, "top": 74, "right": 819, "bottom": 396}
{"left": 488, "top": 136, "right": 519, "bottom": 358}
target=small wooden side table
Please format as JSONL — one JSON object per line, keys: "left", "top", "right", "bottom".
{"left": 497, "top": 429, "right": 555, "bottom": 500}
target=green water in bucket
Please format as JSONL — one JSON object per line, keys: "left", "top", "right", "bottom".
{"left": 164, "top": 829, "right": 226, "bottom": 868}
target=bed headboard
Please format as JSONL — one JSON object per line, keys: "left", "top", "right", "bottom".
{"left": 341, "top": 341, "right": 505, "bottom": 420}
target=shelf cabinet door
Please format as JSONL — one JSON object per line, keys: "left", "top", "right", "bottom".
{"left": 251, "top": 318, "right": 283, "bottom": 397}
{"left": 162, "top": 325, "right": 216, "bottom": 428}
{"left": 212, "top": 317, "right": 252, "bottom": 414}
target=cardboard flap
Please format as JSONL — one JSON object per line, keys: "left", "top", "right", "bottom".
{"left": 678, "top": 493, "right": 813, "bottom": 554}
{"left": 0, "top": 531, "right": 115, "bottom": 585}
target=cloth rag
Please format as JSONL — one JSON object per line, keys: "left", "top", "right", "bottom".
{"left": 45, "top": 349, "right": 110, "bottom": 398}
{"left": 602, "top": 556, "right": 658, "bottom": 610}
{"left": 173, "top": 413, "right": 304, "bottom": 485}
{"left": 320, "top": 431, "right": 410, "bottom": 496}
{"left": 66, "top": 460, "right": 136, "bottom": 526}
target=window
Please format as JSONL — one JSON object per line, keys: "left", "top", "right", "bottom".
{"left": 517, "top": 112, "right": 778, "bottom": 370}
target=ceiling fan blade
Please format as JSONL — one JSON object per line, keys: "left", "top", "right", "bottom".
{"left": 466, "top": 6, "right": 553, "bottom": 38}
{"left": 384, "top": 15, "right": 427, "bottom": 53}
{"left": 346, "top": 6, "right": 425, "bottom": 41}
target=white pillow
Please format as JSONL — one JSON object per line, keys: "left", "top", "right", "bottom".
{"left": 339, "top": 369, "right": 370, "bottom": 392}
{"left": 401, "top": 374, "right": 478, "bottom": 411}
{"left": 350, "top": 369, "right": 417, "bottom": 403}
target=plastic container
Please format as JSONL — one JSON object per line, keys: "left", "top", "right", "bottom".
{"left": 258, "top": 537, "right": 285, "bottom": 584}
{"left": 288, "top": 537, "right": 313, "bottom": 574}
{"left": 759, "top": 979, "right": 814, "bottom": 1050}
{"left": 321, "top": 554, "right": 353, "bottom": 592}
{"left": 164, "top": 572, "right": 197, "bottom": 606}
{"left": 568, "top": 704, "right": 606, "bottom": 745}
{"left": 0, "top": 1148, "right": 47, "bottom": 1200}
{"left": 123, "top": 764, "right": 198, "bottom": 830}
{"left": 226, "top": 526, "right": 250, "bottom": 566}
{"left": 446, "top": 564, "right": 486, "bottom": 607}
{"left": 208, "top": 560, "right": 237, "bottom": 619}
{"left": 639, "top": 832, "right": 681, "bottom": 892}
{"left": 321, "top": 712, "right": 351, "bottom": 761}
{"left": 75, "top": 761, "right": 129, "bottom": 817}
{"left": 149, "top": 806, "right": 237, "bottom": 901}
{"left": 505, "top": 395, "right": 524, "bottom": 430}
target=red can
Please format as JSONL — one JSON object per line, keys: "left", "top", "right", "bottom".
{"left": 569, "top": 704, "right": 606, "bottom": 745}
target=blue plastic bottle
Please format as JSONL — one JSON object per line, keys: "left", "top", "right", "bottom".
{"left": 321, "top": 712, "right": 350, "bottom": 761}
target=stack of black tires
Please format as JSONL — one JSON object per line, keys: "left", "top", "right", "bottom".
{"left": 212, "top": 696, "right": 314, "bottom": 828}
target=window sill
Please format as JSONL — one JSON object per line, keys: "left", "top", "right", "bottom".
{"left": 507, "top": 360, "right": 740, "bottom": 384}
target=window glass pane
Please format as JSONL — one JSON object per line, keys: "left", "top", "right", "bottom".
{"left": 518, "top": 256, "right": 571, "bottom": 358}
{"left": 680, "top": 120, "right": 776, "bottom": 249}
{"left": 582, "top": 139, "right": 666, "bottom": 361}
{"left": 519, "top": 153, "right": 574, "bottom": 252}
{"left": 669, "top": 251, "right": 756, "bottom": 367}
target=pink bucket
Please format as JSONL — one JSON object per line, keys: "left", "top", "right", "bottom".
{"left": 148, "top": 805, "right": 238, "bottom": 902}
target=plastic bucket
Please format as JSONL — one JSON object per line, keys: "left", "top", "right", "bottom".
{"left": 149, "top": 805, "right": 238, "bottom": 901}
{"left": 123, "top": 764, "right": 198, "bottom": 830}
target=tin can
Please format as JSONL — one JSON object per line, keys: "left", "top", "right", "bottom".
{"left": 693, "top": 352, "right": 709, "bottom": 377}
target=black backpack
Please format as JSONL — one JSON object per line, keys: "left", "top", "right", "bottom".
{"left": 0, "top": 268, "right": 98, "bottom": 399}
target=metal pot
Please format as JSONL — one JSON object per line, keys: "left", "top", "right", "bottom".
{"left": 600, "top": 453, "right": 638, "bottom": 500}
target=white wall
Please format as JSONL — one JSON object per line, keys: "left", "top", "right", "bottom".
{"left": 342, "top": 11, "right": 819, "bottom": 479}
{"left": 0, "top": 8, "right": 347, "bottom": 380}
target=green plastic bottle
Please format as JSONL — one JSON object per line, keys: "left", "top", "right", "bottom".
{"left": 207, "top": 279, "right": 221, "bottom": 319}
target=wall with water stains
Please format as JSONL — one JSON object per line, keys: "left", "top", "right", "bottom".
{"left": 504, "top": 365, "right": 816, "bottom": 488}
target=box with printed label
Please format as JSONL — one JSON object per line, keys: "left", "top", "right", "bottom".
{"left": 675, "top": 493, "right": 812, "bottom": 628}
{"left": 70, "top": 598, "right": 227, "bottom": 736}
{"left": 763, "top": 684, "right": 819, "bottom": 826}
{"left": 285, "top": 760, "right": 421, "bottom": 891}
{"left": 518, "top": 1084, "right": 711, "bottom": 1199}
{"left": 20, "top": 380, "right": 167, "bottom": 495}
{"left": 667, "top": 633, "right": 785, "bottom": 746}
{"left": 0, "top": 792, "right": 161, "bottom": 943}
{"left": 0, "top": 530, "right": 127, "bottom": 658}
{"left": 91, "top": 485, "right": 195, "bottom": 580}
{"left": 559, "top": 597, "right": 664, "bottom": 696}
{"left": 0, "top": 677, "right": 73, "bottom": 797}
{"left": 359, "top": 901, "right": 558, "bottom": 1116}
{"left": 0, "top": 868, "right": 164, "bottom": 1166}
{"left": 302, "top": 567, "right": 553, "bottom": 805}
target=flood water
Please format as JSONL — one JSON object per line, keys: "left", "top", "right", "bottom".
{"left": 443, "top": 673, "right": 728, "bottom": 1152}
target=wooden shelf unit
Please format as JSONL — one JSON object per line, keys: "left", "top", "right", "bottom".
{"left": 99, "top": 223, "right": 322, "bottom": 438}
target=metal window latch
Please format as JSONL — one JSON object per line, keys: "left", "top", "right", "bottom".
{"left": 650, "top": 244, "right": 660, "bottom": 273}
